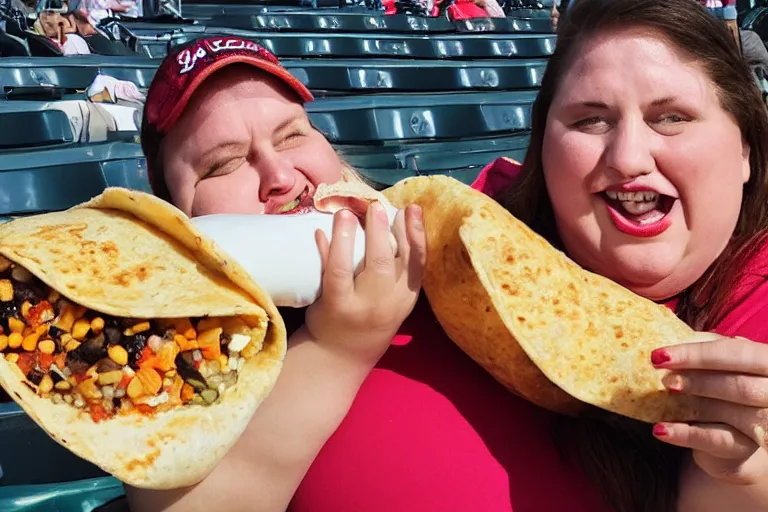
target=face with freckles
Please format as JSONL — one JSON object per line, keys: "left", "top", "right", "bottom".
{"left": 542, "top": 28, "right": 751, "bottom": 300}
{"left": 161, "top": 66, "right": 343, "bottom": 217}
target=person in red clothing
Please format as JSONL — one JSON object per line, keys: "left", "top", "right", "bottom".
{"left": 130, "top": 36, "right": 609, "bottom": 512}
{"left": 131, "top": 0, "right": 768, "bottom": 506}
{"left": 487, "top": 0, "right": 768, "bottom": 510}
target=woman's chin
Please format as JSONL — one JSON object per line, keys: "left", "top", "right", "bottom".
{"left": 594, "top": 250, "right": 689, "bottom": 301}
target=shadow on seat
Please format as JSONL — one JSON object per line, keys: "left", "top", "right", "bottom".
{"left": 0, "top": 28, "right": 29, "bottom": 56}
{"left": 25, "top": 31, "right": 62, "bottom": 56}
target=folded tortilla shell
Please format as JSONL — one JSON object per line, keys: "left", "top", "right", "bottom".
{"left": 0, "top": 188, "right": 287, "bottom": 489}
{"left": 384, "top": 175, "right": 705, "bottom": 423}
{"left": 314, "top": 180, "right": 390, "bottom": 217}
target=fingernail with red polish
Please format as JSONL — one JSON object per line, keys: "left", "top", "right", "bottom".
{"left": 651, "top": 349, "right": 671, "bottom": 366}
{"left": 652, "top": 424, "right": 668, "bottom": 437}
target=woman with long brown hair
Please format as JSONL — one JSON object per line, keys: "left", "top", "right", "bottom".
{"left": 474, "top": 0, "right": 768, "bottom": 509}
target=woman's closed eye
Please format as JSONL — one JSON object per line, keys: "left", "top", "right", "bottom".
{"left": 274, "top": 131, "right": 306, "bottom": 151}
{"left": 202, "top": 156, "right": 246, "bottom": 179}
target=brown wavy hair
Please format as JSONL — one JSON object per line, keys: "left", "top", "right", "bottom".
{"left": 499, "top": 0, "right": 768, "bottom": 510}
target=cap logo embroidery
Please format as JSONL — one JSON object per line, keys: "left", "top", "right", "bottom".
{"left": 176, "top": 38, "right": 272, "bottom": 75}
{"left": 177, "top": 46, "right": 207, "bottom": 75}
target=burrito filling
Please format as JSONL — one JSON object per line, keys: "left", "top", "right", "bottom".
{"left": 0, "top": 259, "right": 266, "bottom": 422}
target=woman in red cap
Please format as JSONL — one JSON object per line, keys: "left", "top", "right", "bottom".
{"left": 130, "top": 36, "right": 610, "bottom": 512}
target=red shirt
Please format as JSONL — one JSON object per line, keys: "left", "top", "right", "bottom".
{"left": 290, "top": 158, "right": 768, "bottom": 512}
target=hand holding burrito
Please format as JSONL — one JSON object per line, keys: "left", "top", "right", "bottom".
{"left": 384, "top": 175, "right": 713, "bottom": 424}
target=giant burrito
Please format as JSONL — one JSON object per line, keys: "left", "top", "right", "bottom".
{"left": 0, "top": 188, "right": 287, "bottom": 489}
{"left": 384, "top": 175, "right": 710, "bottom": 424}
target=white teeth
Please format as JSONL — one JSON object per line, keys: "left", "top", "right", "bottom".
{"left": 605, "top": 190, "right": 659, "bottom": 202}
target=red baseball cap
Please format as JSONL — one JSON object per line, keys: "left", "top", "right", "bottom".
{"left": 141, "top": 36, "right": 314, "bottom": 201}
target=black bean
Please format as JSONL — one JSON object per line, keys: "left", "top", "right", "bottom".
{"left": 103, "top": 317, "right": 121, "bottom": 329}
{"left": 67, "top": 360, "right": 89, "bottom": 376}
{"left": 121, "top": 333, "right": 147, "bottom": 368}
{"left": 13, "top": 282, "right": 44, "bottom": 304}
{"left": 49, "top": 371, "right": 63, "bottom": 384}
{"left": 104, "top": 327, "right": 121, "bottom": 346}
{"left": 175, "top": 352, "right": 208, "bottom": 390}
{"left": 0, "top": 301, "right": 18, "bottom": 332}
{"left": 112, "top": 397, "right": 121, "bottom": 409}
{"left": 48, "top": 325, "right": 64, "bottom": 339}
{"left": 26, "top": 369, "right": 44, "bottom": 386}
{"left": 67, "top": 339, "right": 106, "bottom": 367}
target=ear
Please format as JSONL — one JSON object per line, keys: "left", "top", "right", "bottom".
{"left": 741, "top": 139, "right": 751, "bottom": 184}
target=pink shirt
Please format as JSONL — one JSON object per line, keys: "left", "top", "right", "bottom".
{"left": 290, "top": 158, "right": 768, "bottom": 511}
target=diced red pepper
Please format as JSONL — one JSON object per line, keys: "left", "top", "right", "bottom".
{"left": 117, "top": 373, "right": 132, "bottom": 389}
{"left": 53, "top": 353, "right": 66, "bottom": 370}
{"left": 88, "top": 403, "right": 108, "bottom": 423}
{"left": 134, "top": 404, "right": 158, "bottom": 416}
{"left": 136, "top": 347, "right": 153, "bottom": 368}
{"left": 16, "top": 353, "right": 36, "bottom": 376}
{"left": 73, "top": 373, "right": 90, "bottom": 384}
{"left": 38, "top": 352, "right": 54, "bottom": 371}
{"left": 26, "top": 301, "right": 54, "bottom": 329}
{"left": 193, "top": 360, "right": 201, "bottom": 370}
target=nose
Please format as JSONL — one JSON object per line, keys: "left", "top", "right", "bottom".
{"left": 603, "top": 118, "right": 655, "bottom": 180}
{"left": 256, "top": 150, "right": 296, "bottom": 203}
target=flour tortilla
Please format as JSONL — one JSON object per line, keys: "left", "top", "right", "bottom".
{"left": 384, "top": 175, "right": 710, "bottom": 423}
{"left": 314, "top": 180, "right": 390, "bottom": 216}
{"left": 0, "top": 188, "right": 287, "bottom": 489}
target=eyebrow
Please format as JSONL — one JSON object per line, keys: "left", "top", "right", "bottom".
{"left": 272, "top": 115, "right": 308, "bottom": 138}
{"left": 564, "top": 96, "right": 679, "bottom": 111}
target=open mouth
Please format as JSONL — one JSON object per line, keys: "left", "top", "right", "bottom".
{"left": 602, "top": 190, "right": 676, "bottom": 238}
{"left": 276, "top": 187, "right": 313, "bottom": 215}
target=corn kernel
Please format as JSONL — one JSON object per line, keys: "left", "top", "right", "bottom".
{"left": 38, "top": 374, "right": 53, "bottom": 394}
{"left": 8, "top": 317, "right": 24, "bottom": 334}
{"left": 5, "top": 353, "right": 19, "bottom": 363}
{"left": 71, "top": 318, "right": 91, "bottom": 340}
{"left": 0, "top": 279, "right": 13, "bottom": 302}
{"left": 90, "top": 317, "right": 105, "bottom": 334}
{"left": 54, "top": 380, "right": 71, "bottom": 391}
{"left": 20, "top": 301, "right": 31, "bottom": 319}
{"left": 38, "top": 339, "right": 55, "bottom": 355}
{"left": 218, "top": 354, "right": 229, "bottom": 372}
{"left": 77, "top": 378, "right": 102, "bottom": 400}
{"left": 55, "top": 304, "right": 76, "bottom": 332}
{"left": 0, "top": 335, "right": 7, "bottom": 351}
{"left": 126, "top": 376, "right": 144, "bottom": 399}
{"left": 8, "top": 332, "right": 23, "bottom": 349}
{"left": 21, "top": 332, "right": 40, "bottom": 352}
{"left": 108, "top": 345, "right": 128, "bottom": 366}
{"left": 131, "top": 321, "right": 151, "bottom": 334}
{"left": 98, "top": 370, "right": 123, "bottom": 386}
{"left": 64, "top": 339, "right": 80, "bottom": 352}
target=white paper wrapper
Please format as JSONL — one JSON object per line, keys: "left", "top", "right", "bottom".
{"left": 192, "top": 205, "right": 399, "bottom": 308}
